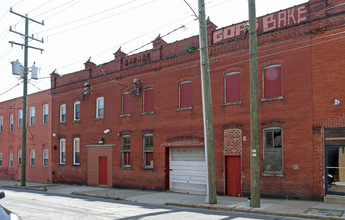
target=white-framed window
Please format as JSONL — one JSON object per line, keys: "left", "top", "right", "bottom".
{"left": 43, "top": 104, "right": 48, "bottom": 124}
{"left": 0, "top": 116, "right": 3, "bottom": 133}
{"left": 263, "top": 127, "right": 283, "bottom": 173}
{"left": 73, "top": 138, "right": 80, "bottom": 165}
{"left": 18, "top": 109, "right": 23, "bottom": 127}
{"left": 121, "top": 135, "right": 131, "bottom": 167}
{"left": 60, "top": 104, "right": 66, "bottom": 123}
{"left": 0, "top": 153, "right": 2, "bottom": 166}
{"left": 43, "top": 149, "right": 48, "bottom": 167}
{"left": 9, "top": 152, "right": 13, "bottom": 168}
{"left": 74, "top": 101, "right": 80, "bottom": 121}
{"left": 30, "top": 149, "right": 35, "bottom": 166}
{"left": 29, "top": 107, "right": 35, "bottom": 126}
{"left": 18, "top": 150, "right": 22, "bottom": 165}
{"left": 143, "top": 134, "right": 154, "bottom": 168}
{"left": 96, "top": 97, "right": 104, "bottom": 118}
{"left": 9, "top": 114, "right": 13, "bottom": 132}
{"left": 60, "top": 139, "right": 66, "bottom": 164}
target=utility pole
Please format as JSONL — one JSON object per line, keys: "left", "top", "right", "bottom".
{"left": 248, "top": 0, "right": 260, "bottom": 208}
{"left": 198, "top": 0, "right": 217, "bottom": 204}
{"left": 9, "top": 8, "right": 44, "bottom": 187}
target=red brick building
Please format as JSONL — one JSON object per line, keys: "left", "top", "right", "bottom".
{"left": 0, "top": 91, "right": 52, "bottom": 183}
{"left": 0, "top": 0, "right": 338, "bottom": 200}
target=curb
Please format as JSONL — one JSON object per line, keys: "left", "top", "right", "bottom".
{"left": 165, "top": 202, "right": 344, "bottom": 220}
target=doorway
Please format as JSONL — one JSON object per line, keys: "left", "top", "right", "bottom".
{"left": 99, "top": 157, "right": 107, "bottom": 186}
{"left": 226, "top": 156, "right": 241, "bottom": 196}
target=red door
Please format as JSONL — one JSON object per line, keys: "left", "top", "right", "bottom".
{"left": 226, "top": 156, "right": 241, "bottom": 196}
{"left": 99, "top": 157, "right": 107, "bottom": 185}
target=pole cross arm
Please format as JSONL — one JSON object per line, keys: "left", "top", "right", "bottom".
{"left": 9, "top": 41, "right": 44, "bottom": 53}
{"left": 10, "top": 8, "right": 44, "bottom": 25}
{"left": 9, "top": 27, "right": 44, "bottom": 43}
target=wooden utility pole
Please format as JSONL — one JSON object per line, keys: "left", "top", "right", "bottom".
{"left": 198, "top": 0, "right": 217, "bottom": 204}
{"left": 9, "top": 8, "right": 44, "bottom": 187}
{"left": 248, "top": 0, "right": 260, "bottom": 208}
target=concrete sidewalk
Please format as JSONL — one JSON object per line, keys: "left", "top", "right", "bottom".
{"left": 1, "top": 180, "right": 345, "bottom": 219}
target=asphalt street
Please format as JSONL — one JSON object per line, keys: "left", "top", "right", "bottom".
{"left": 1, "top": 188, "right": 304, "bottom": 220}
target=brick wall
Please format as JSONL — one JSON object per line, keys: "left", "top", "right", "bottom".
{"left": 0, "top": 91, "right": 52, "bottom": 183}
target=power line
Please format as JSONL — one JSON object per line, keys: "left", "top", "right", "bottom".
{"left": 27, "top": 0, "right": 54, "bottom": 14}
{"left": 0, "top": 82, "right": 21, "bottom": 97}
{"left": 40, "top": 0, "right": 139, "bottom": 33}
{"left": 43, "top": 0, "right": 158, "bottom": 38}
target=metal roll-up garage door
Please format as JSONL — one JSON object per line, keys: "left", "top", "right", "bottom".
{"left": 169, "top": 147, "right": 207, "bottom": 195}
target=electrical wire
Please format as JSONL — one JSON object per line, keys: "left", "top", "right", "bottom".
{"left": 40, "top": 0, "right": 139, "bottom": 33}
{"left": 1, "top": 1, "right": 342, "bottom": 84}
{"left": 45, "top": 0, "right": 158, "bottom": 38}
{"left": 0, "top": 82, "right": 21, "bottom": 97}
{"left": 27, "top": 0, "right": 54, "bottom": 14}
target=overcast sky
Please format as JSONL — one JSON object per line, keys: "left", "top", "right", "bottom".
{"left": 0, "top": 0, "right": 307, "bottom": 102}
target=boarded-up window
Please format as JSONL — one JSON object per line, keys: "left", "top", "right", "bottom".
{"left": 179, "top": 81, "right": 192, "bottom": 108}
{"left": 143, "top": 88, "right": 154, "bottom": 113}
{"left": 263, "top": 65, "right": 282, "bottom": 98}
{"left": 225, "top": 72, "right": 241, "bottom": 103}
{"left": 122, "top": 93, "right": 131, "bottom": 115}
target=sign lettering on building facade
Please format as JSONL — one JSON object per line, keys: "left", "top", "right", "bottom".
{"left": 213, "top": 5, "right": 308, "bottom": 44}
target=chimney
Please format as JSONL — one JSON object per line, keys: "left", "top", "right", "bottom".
{"left": 114, "top": 47, "right": 126, "bottom": 71}
{"left": 84, "top": 57, "right": 96, "bottom": 69}
{"left": 152, "top": 34, "right": 167, "bottom": 60}
{"left": 206, "top": 17, "right": 217, "bottom": 46}
{"left": 50, "top": 69, "right": 60, "bottom": 89}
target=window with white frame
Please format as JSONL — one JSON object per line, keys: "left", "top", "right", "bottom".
{"left": 263, "top": 127, "right": 283, "bottom": 173}
{"left": 43, "top": 149, "right": 48, "bottom": 167}
{"left": 18, "top": 150, "right": 22, "bottom": 165}
{"left": 143, "top": 134, "right": 153, "bottom": 168}
{"left": 0, "top": 116, "right": 3, "bottom": 133}
{"left": 60, "top": 139, "right": 66, "bottom": 164}
{"left": 18, "top": 109, "right": 23, "bottom": 127}
{"left": 121, "top": 135, "right": 131, "bottom": 167}
{"left": 30, "top": 149, "right": 35, "bottom": 166}
{"left": 9, "top": 152, "right": 13, "bottom": 168}
{"left": 0, "top": 153, "right": 2, "bottom": 166}
{"left": 43, "top": 104, "right": 48, "bottom": 124}
{"left": 60, "top": 104, "right": 66, "bottom": 123}
{"left": 29, "top": 107, "right": 35, "bottom": 126}
{"left": 73, "top": 138, "right": 80, "bottom": 165}
{"left": 9, "top": 114, "right": 13, "bottom": 132}
{"left": 74, "top": 101, "right": 80, "bottom": 121}
{"left": 96, "top": 97, "right": 104, "bottom": 118}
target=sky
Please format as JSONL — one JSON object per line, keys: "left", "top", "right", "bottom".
{"left": 0, "top": 0, "right": 307, "bottom": 102}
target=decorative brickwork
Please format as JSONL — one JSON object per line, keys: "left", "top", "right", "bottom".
{"left": 223, "top": 129, "right": 242, "bottom": 156}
